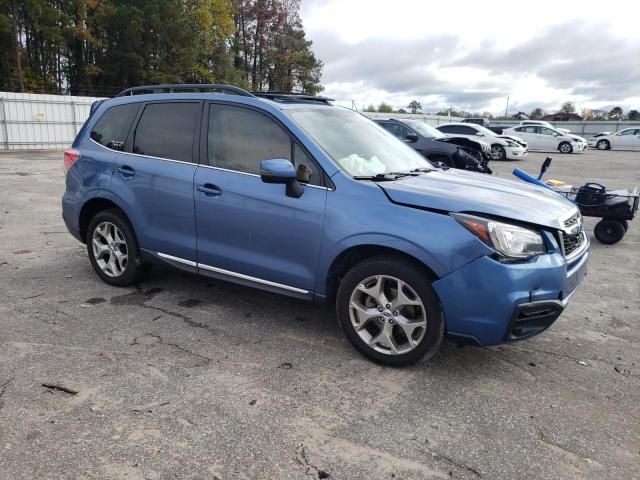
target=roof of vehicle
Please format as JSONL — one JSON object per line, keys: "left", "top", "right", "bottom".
{"left": 437, "top": 122, "right": 482, "bottom": 128}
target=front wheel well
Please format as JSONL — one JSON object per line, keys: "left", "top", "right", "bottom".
{"left": 325, "top": 245, "right": 438, "bottom": 304}
{"left": 79, "top": 198, "right": 127, "bottom": 243}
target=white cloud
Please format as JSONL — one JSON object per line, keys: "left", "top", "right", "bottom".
{"left": 301, "top": 0, "right": 640, "bottom": 114}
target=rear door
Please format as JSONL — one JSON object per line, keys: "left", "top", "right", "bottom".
{"left": 110, "top": 101, "right": 201, "bottom": 263}
{"left": 193, "top": 103, "right": 328, "bottom": 296}
{"left": 514, "top": 126, "right": 539, "bottom": 148}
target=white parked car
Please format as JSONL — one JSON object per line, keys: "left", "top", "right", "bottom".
{"left": 520, "top": 120, "right": 571, "bottom": 134}
{"left": 588, "top": 128, "right": 640, "bottom": 150}
{"left": 436, "top": 123, "right": 528, "bottom": 160}
{"left": 504, "top": 125, "right": 585, "bottom": 154}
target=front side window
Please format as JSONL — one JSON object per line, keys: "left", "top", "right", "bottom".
{"left": 289, "top": 107, "right": 433, "bottom": 177}
{"left": 540, "top": 127, "right": 558, "bottom": 136}
{"left": 208, "top": 105, "right": 291, "bottom": 175}
{"left": 379, "top": 122, "right": 406, "bottom": 139}
{"left": 133, "top": 103, "right": 198, "bottom": 163}
{"left": 90, "top": 103, "right": 139, "bottom": 150}
{"left": 207, "top": 105, "right": 324, "bottom": 186}
{"left": 619, "top": 129, "right": 637, "bottom": 135}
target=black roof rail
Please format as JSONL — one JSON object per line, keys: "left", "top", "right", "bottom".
{"left": 251, "top": 91, "right": 334, "bottom": 103}
{"left": 115, "top": 84, "right": 255, "bottom": 97}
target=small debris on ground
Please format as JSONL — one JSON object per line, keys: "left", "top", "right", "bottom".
{"left": 278, "top": 362, "right": 293, "bottom": 369}
{"left": 577, "top": 360, "right": 589, "bottom": 366}
{"left": 130, "top": 401, "right": 170, "bottom": 413}
{"left": 42, "top": 383, "right": 78, "bottom": 395}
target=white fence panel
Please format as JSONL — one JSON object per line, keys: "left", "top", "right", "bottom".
{"left": 363, "top": 111, "right": 463, "bottom": 126}
{"left": 0, "top": 92, "right": 105, "bottom": 150}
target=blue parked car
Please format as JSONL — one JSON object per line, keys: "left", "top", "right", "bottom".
{"left": 62, "top": 84, "right": 589, "bottom": 365}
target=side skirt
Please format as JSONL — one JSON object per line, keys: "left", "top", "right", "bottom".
{"left": 141, "top": 249, "right": 313, "bottom": 301}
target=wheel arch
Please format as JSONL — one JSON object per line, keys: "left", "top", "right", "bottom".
{"left": 79, "top": 196, "right": 132, "bottom": 243}
{"left": 323, "top": 244, "right": 440, "bottom": 305}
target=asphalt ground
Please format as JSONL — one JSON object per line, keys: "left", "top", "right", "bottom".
{"left": 0, "top": 148, "right": 638, "bottom": 479}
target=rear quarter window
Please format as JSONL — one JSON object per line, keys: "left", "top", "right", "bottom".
{"left": 90, "top": 103, "right": 140, "bottom": 150}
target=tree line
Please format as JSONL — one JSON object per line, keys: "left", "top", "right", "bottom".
{"left": 0, "top": 0, "right": 323, "bottom": 97}
{"left": 364, "top": 99, "right": 640, "bottom": 121}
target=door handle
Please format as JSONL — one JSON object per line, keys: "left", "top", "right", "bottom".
{"left": 197, "top": 184, "right": 222, "bottom": 197}
{"left": 116, "top": 165, "right": 135, "bottom": 178}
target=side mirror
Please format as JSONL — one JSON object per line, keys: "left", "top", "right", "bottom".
{"left": 405, "top": 132, "right": 419, "bottom": 142}
{"left": 260, "top": 158, "right": 303, "bottom": 198}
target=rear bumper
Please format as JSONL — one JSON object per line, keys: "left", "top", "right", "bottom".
{"left": 433, "top": 250, "right": 588, "bottom": 346}
{"left": 62, "top": 193, "right": 83, "bottom": 243}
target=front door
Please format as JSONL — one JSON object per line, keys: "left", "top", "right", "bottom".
{"left": 539, "top": 127, "right": 561, "bottom": 150}
{"left": 613, "top": 129, "right": 640, "bottom": 149}
{"left": 110, "top": 101, "right": 201, "bottom": 262}
{"left": 194, "top": 103, "right": 327, "bottom": 296}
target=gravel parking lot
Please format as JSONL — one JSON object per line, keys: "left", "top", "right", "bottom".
{"left": 1, "top": 148, "right": 638, "bottom": 479}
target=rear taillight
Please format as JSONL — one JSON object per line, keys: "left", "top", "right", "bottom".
{"left": 63, "top": 148, "right": 81, "bottom": 173}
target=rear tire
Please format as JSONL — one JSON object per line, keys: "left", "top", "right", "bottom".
{"left": 596, "top": 139, "right": 610, "bottom": 150}
{"left": 594, "top": 219, "right": 625, "bottom": 244}
{"left": 86, "top": 209, "right": 145, "bottom": 286}
{"left": 559, "top": 142, "right": 573, "bottom": 154}
{"left": 336, "top": 255, "right": 444, "bottom": 366}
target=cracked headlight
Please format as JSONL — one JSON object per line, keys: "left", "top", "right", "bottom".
{"left": 452, "top": 213, "right": 545, "bottom": 259}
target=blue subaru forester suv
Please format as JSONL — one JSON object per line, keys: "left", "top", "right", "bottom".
{"left": 62, "top": 84, "right": 589, "bottom": 365}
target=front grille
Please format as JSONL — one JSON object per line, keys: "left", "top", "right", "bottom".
{"left": 561, "top": 212, "right": 586, "bottom": 257}
{"left": 562, "top": 231, "right": 584, "bottom": 256}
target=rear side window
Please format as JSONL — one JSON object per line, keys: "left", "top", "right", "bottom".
{"left": 208, "top": 105, "right": 291, "bottom": 175}
{"left": 133, "top": 103, "right": 199, "bottom": 163}
{"left": 90, "top": 103, "right": 139, "bottom": 150}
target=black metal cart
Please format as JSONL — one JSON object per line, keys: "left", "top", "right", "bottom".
{"left": 513, "top": 157, "right": 639, "bottom": 245}
{"left": 557, "top": 185, "right": 639, "bottom": 244}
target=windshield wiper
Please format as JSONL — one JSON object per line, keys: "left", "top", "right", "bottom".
{"left": 353, "top": 172, "right": 412, "bottom": 181}
{"left": 409, "top": 167, "right": 435, "bottom": 173}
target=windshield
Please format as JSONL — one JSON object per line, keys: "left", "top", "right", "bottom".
{"left": 403, "top": 120, "right": 445, "bottom": 139}
{"left": 289, "top": 108, "right": 433, "bottom": 177}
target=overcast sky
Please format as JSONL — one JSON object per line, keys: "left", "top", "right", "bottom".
{"left": 300, "top": 0, "right": 640, "bottom": 115}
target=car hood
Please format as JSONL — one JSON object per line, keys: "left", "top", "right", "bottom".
{"left": 379, "top": 169, "right": 577, "bottom": 230}
{"left": 436, "top": 136, "right": 487, "bottom": 153}
{"left": 498, "top": 134, "right": 527, "bottom": 146}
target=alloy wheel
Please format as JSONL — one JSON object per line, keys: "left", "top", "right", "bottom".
{"left": 560, "top": 143, "right": 572, "bottom": 153}
{"left": 349, "top": 275, "right": 427, "bottom": 355}
{"left": 92, "top": 221, "right": 128, "bottom": 277}
{"left": 490, "top": 145, "right": 505, "bottom": 160}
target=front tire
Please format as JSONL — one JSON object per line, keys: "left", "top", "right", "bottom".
{"left": 596, "top": 139, "right": 610, "bottom": 150}
{"left": 559, "top": 142, "right": 573, "bottom": 154}
{"left": 86, "top": 209, "right": 145, "bottom": 286}
{"left": 490, "top": 144, "right": 506, "bottom": 160}
{"left": 336, "top": 256, "right": 444, "bottom": 366}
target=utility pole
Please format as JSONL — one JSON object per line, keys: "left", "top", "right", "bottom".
{"left": 504, "top": 96, "right": 510, "bottom": 119}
